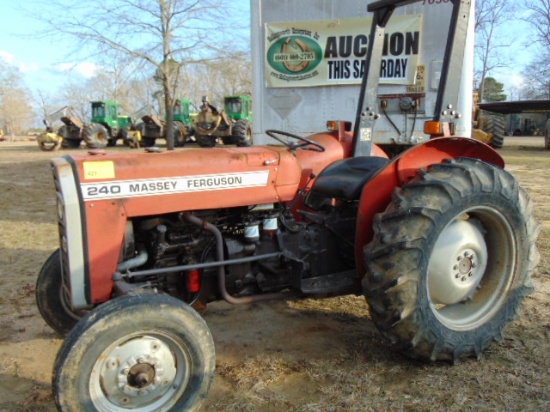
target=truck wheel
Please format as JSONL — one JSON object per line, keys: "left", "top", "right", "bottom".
{"left": 35, "top": 249, "right": 83, "bottom": 336}
{"left": 196, "top": 135, "right": 216, "bottom": 148}
{"left": 53, "top": 293, "right": 215, "bottom": 412}
{"left": 486, "top": 114, "right": 505, "bottom": 149}
{"left": 82, "top": 123, "right": 109, "bottom": 149}
{"left": 232, "top": 119, "right": 252, "bottom": 147}
{"left": 363, "top": 157, "right": 539, "bottom": 363}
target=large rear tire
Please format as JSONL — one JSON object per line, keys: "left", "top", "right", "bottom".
{"left": 363, "top": 157, "right": 539, "bottom": 363}
{"left": 173, "top": 121, "right": 186, "bottom": 147}
{"left": 485, "top": 114, "right": 506, "bottom": 149}
{"left": 53, "top": 293, "right": 215, "bottom": 412}
{"left": 232, "top": 119, "right": 252, "bottom": 147}
{"left": 35, "top": 249, "right": 84, "bottom": 336}
{"left": 82, "top": 123, "right": 109, "bottom": 149}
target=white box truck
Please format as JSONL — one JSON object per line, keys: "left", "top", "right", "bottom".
{"left": 251, "top": 0, "right": 475, "bottom": 155}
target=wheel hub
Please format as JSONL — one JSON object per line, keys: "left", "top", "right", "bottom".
{"left": 91, "top": 335, "right": 183, "bottom": 409}
{"left": 128, "top": 363, "right": 156, "bottom": 388}
{"left": 428, "top": 219, "right": 487, "bottom": 305}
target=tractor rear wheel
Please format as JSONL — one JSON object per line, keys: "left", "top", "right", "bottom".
{"left": 174, "top": 121, "right": 186, "bottom": 147}
{"left": 485, "top": 114, "right": 506, "bottom": 149}
{"left": 53, "top": 293, "right": 215, "bottom": 412}
{"left": 363, "top": 157, "right": 539, "bottom": 363}
{"left": 196, "top": 134, "right": 216, "bottom": 148}
{"left": 232, "top": 119, "right": 252, "bottom": 147}
{"left": 82, "top": 123, "right": 109, "bottom": 149}
{"left": 36, "top": 249, "right": 85, "bottom": 336}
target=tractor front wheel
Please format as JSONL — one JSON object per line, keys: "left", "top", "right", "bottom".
{"left": 82, "top": 123, "right": 109, "bottom": 149}
{"left": 36, "top": 249, "right": 84, "bottom": 336}
{"left": 363, "top": 157, "right": 539, "bottom": 363}
{"left": 53, "top": 293, "right": 215, "bottom": 412}
{"left": 232, "top": 119, "right": 252, "bottom": 147}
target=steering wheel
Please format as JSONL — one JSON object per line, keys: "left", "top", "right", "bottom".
{"left": 265, "top": 130, "right": 325, "bottom": 152}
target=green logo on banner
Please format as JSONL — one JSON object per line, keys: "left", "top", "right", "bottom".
{"left": 267, "top": 36, "right": 322, "bottom": 75}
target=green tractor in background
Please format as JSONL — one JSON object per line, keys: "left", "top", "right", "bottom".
{"left": 83, "top": 100, "right": 131, "bottom": 148}
{"left": 193, "top": 95, "right": 253, "bottom": 147}
{"left": 139, "top": 98, "right": 195, "bottom": 147}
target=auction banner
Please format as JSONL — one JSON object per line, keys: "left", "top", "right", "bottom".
{"left": 265, "top": 15, "right": 422, "bottom": 88}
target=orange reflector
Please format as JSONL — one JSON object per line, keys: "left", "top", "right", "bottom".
{"left": 327, "top": 120, "right": 352, "bottom": 132}
{"left": 186, "top": 269, "right": 200, "bottom": 293}
{"left": 424, "top": 121, "right": 441, "bottom": 135}
{"left": 326, "top": 120, "right": 338, "bottom": 131}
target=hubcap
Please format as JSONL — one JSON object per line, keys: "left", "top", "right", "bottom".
{"left": 427, "top": 208, "right": 516, "bottom": 331}
{"left": 428, "top": 219, "right": 487, "bottom": 305}
{"left": 90, "top": 333, "right": 190, "bottom": 411}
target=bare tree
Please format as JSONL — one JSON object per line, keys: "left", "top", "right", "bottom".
{"left": 28, "top": 0, "right": 245, "bottom": 149}
{"left": 184, "top": 52, "right": 251, "bottom": 105}
{"left": 33, "top": 89, "right": 65, "bottom": 130}
{"left": 60, "top": 82, "right": 93, "bottom": 123}
{"left": 0, "top": 60, "right": 34, "bottom": 137}
{"left": 524, "top": 0, "right": 550, "bottom": 49}
{"left": 521, "top": 1, "right": 550, "bottom": 99}
{"left": 522, "top": 53, "right": 550, "bottom": 99}
{"left": 475, "top": 0, "right": 517, "bottom": 100}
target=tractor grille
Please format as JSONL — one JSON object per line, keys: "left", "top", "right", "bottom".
{"left": 51, "top": 158, "right": 88, "bottom": 309}
{"left": 53, "top": 165, "right": 71, "bottom": 295}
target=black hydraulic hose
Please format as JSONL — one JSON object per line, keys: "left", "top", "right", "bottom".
{"left": 382, "top": 104, "right": 401, "bottom": 136}
{"left": 409, "top": 99, "right": 418, "bottom": 141}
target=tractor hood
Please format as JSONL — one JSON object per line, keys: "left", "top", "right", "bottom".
{"left": 54, "top": 146, "right": 307, "bottom": 217}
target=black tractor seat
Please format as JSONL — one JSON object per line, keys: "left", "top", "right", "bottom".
{"left": 309, "top": 156, "right": 389, "bottom": 201}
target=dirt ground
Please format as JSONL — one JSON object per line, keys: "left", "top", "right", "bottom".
{"left": 0, "top": 139, "right": 548, "bottom": 411}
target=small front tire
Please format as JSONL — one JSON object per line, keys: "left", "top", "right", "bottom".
{"left": 35, "top": 249, "right": 83, "bottom": 336}
{"left": 53, "top": 293, "right": 215, "bottom": 412}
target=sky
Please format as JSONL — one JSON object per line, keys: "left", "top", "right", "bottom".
{"left": 0, "top": 2, "right": 100, "bottom": 93}
{"left": 0, "top": 0, "right": 252, "bottom": 96}
{"left": 0, "top": 1, "right": 539, "bottom": 101}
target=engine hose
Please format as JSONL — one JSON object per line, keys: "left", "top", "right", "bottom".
{"left": 117, "top": 244, "right": 149, "bottom": 272}
{"left": 182, "top": 212, "right": 296, "bottom": 305}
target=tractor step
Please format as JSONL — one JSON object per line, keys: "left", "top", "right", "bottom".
{"left": 300, "top": 270, "right": 358, "bottom": 295}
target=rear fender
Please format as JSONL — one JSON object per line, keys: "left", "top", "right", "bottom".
{"left": 355, "top": 137, "right": 504, "bottom": 277}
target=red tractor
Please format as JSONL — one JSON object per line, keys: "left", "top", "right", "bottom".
{"left": 37, "top": 1, "right": 539, "bottom": 410}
